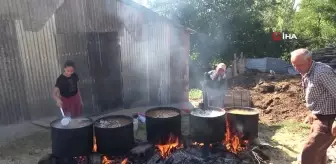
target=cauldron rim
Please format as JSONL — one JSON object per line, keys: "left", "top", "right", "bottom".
{"left": 224, "top": 106, "right": 260, "bottom": 115}
{"left": 190, "top": 108, "right": 226, "bottom": 118}
{"left": 50, "top": 117, "right": 93, "bottom": 129}
{"left": 145, "top": 106, "right": 181, "bottom": 119}
{"left": 94, "top": 115, "right": 133, "bottom": 129}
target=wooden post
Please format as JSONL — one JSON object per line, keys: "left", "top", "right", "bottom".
{"left": 232, "top": 53, "right": 238, "bottom": 76}
{"left": 239, "top": 52, "right": 246, "bottom": 74}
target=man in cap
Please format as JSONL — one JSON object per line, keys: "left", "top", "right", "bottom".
{"left": 291, "top": 48, "right": 336, "bottom": 164}
{"left": 202, "top": 63, "right": 228, "bottom": 108}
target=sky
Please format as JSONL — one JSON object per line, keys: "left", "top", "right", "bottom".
{"left": 133, "top": 0, "right": 149, "bottom": 7}
{"left": 294, "top": 0, "right": 301, "bottom": 10}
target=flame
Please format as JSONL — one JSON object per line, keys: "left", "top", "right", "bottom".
{"left": 121, "top": 158, "right": 128, "bottom": 164}
{"left": 155, "top": 134, "right": 182, "bottom": 158}
{"left": 93, "top": 136, "right": 97, "bottom": 152}
{"left": 223, "top": 115, "right": 248, "bottom": 154}
{"left": 101, "top": 156, "right": 112, "bottom": 164}
{"left": 100, "top": 156, "right": 127, "bottom": 164}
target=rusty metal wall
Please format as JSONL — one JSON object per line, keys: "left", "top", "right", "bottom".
{"left": 0, "top": 0, "right": 190, "bottom": 125}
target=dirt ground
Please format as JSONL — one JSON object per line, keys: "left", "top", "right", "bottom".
{"left": 229, "top": 71, "right": 310, "bottom": 124}
{"left": 193, "top": 71, "right": 310, "bottom": 124}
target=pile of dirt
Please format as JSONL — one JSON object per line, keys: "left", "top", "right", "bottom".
{"left": 231, "top": 72, "right": 310, "bottom": 123}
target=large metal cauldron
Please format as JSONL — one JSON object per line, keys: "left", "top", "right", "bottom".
{"left": 225, "top": 107, "right": 260, "bottom": 140}
{"left": 94, "top": 115, "right": 134, "bottom": 156}
{"left": 50, "top": 117, "right": 94, "bottom": 158}
{"left": 146, "top": 107, "right": 182, "bottom": 144}
{"left": 189, "top": 108, "right": 226, "bottom": 143}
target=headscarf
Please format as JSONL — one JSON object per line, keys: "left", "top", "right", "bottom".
{"left": 210, "top": 63, "right": 226, "bottom": 80}
{"left": 216, "top": 63, "right": 226, "bottom": 74}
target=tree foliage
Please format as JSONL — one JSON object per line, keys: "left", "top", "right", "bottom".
{"left": 149, "top": 0, "right": 336, "bottom": 75}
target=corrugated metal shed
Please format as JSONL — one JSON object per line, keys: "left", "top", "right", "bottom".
{"left": 0, "top": 0, "right": 190, "bottom": 125}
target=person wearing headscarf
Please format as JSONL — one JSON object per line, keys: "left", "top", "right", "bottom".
{"left": 202, "top": 63, "right": 228, "bottom": 108}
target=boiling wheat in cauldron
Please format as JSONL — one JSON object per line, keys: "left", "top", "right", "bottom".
{"left": 95, "top": 117, "right": 132, "bottom": 128}
{"left": 146, "top": 109, "right": 180, "bottom": 118}
{"left": 52, "top": 117, "right": 92, "bottom": 129}
{"left": 227, "top": 109, "right": 259, "bottom": 115}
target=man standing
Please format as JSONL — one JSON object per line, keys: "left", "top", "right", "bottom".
{"left": 202, "top": 63, "right": 228, "bottom": 108}
{"left": 291, "top": 48, "right": 336, "bottom": 164}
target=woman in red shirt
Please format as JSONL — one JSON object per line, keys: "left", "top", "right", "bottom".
{"left": 52, "top": 60, "right": 83, "bottom": 117}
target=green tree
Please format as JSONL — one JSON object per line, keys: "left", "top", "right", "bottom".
{"left": 291, "top": 0, "right": 336, "bottom": 49}
{"left": 150, "top": 0, "right": 284, "bottom": 63}
{"left": 148, "top": 0, "right": 336, "bottom": 67}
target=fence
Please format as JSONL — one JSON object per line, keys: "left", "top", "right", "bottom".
{"left": 0, "top": 0, "right": 190, "bottom": 125}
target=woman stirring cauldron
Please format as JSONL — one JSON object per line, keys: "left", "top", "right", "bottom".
{"left": 52, "top": 60, "right": 83, "bottom": 117}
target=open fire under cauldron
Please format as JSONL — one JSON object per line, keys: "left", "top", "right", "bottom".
{"left": 224, "top": 107, "right": 260, "bottom": 141}
{"left": 189, "top": 107, "right": 226, "bottom": 144}
{"left": 145, "top": 107, "right": 182, "bottom": 145}
{"left": 39, "top": 106, "right": 268, "bottom": 164}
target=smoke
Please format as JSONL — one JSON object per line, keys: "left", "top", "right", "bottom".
{"left": 110, "top": 0, "right": 187, "bottom": 107}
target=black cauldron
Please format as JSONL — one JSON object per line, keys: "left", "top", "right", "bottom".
{"left": 94, "top": 115, "right": 134, "bottom": 156}
{"left": 145, "top": 107, "right": 182, "bottom": 144}
{"left": 50, "top": 117, "right": 94, "bottom": 158}
{"left": 225, "top": 107, "right": 260, "bottom": 140}
{"left": 189, "top": 107, "right": 226, "bottom": 144}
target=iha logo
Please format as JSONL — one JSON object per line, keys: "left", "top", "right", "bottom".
{"left": 272, "top": 32, "right": 297, "bottom": 41}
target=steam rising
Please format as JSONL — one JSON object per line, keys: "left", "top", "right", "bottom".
{"left": 191, "top": 108, "right": 225, "bottom": 118}
{"left": 102, "top": 0, "right": 188, "bottom": 107}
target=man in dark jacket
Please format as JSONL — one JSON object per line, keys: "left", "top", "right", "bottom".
{"left": 202, "top": 63, "right": 228, "bottom": 108}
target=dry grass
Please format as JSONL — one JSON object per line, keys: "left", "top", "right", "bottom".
{"left": 259, "top": 120, "right": 310, "bottom": 164}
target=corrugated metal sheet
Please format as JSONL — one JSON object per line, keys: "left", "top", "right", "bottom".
{"left": 265, "top": 57, "right": 290, "bottom": 73}
{"left": 246, "top": 58, "right": 267, "bottom": 72}
{"left": 246, "top": 57, "right": 290, "bottom": 73}
{"left": 0, "top": 0, "right": 190, "bottom": 125}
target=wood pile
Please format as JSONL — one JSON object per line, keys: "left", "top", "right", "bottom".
{"left": 312, "top": 45, "right": 336, "bottom": 68}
